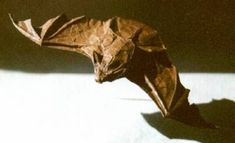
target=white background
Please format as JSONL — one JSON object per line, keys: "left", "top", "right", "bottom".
{"left": 0, "top": 70, "right": 234, "bottom": 143}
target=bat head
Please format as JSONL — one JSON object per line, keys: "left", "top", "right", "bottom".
{"left": 92, "top": 35, "right": 135, "bottom": 83}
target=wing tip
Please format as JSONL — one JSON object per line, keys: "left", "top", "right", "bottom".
{"left": 9, "top": 13, "right": 42, "bottom": 45}
{"left": 8, "top": 13, "right": 13, "bottom": 21}
{"left": 165, "top": 103, "right": 216, "bottom": 128}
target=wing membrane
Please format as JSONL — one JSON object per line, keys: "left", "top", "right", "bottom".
{"left": 9, "top": 14, "right": 103, "bottom": 57}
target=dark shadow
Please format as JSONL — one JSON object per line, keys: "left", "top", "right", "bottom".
{"left": 0, "top": 38, "right": 94, "bottom": 73}
{"left": 0, "top": 0, "right": 234, "bottom": 73}
{"left": 142, "top": 99, "right": 235, "bottom": 143}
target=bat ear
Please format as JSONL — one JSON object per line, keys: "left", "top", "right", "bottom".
{"left": 93, "top": 51, "right": 103, "bottom": 64}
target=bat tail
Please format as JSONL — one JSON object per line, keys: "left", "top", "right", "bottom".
{"left": 9, "top": 13, "right": 68, "bottom": 46}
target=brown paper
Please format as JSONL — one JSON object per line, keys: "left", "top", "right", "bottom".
{"left": 10, "top": 14, "right": 215, "bottom": 128}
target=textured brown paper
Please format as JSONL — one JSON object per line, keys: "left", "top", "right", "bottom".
{"left": 10, "top": 14, "right": 214, "bottom": 128}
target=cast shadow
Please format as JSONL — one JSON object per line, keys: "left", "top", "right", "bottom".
{"left": 142, "top": 99, "right": 235, "bottom": 143}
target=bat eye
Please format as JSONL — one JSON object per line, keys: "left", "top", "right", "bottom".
{"left": 93, "top": 51, "right": 103, "bottom": 64}
{"left": 102, "top": 36, "right": 113, "bottom": 47}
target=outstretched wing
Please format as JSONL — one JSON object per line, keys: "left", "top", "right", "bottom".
{"left": 126, "top": 49, "right": 214, "bottom": 128}
{"left": 122, "top": 19, "right": 215, "bottom": 127}
{"left": 9, "top": 14, "right": 104, "bottom": 59}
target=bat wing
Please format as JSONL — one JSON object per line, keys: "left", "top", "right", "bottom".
{"left": 10, "top": 14, "right": 214, "bottom": 128}
{"left": 9, "top": 14, "right": 104, "bottom": 59}
{"left": 125, "top": 24, "right": 215, "bottom": 128}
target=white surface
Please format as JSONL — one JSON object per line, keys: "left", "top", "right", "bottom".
{"left": 0, "top": 70, "right": 234, "bottom": 143}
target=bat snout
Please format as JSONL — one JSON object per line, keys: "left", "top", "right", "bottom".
{"left": 94, "top": 72, "right": 114, "bottom": 83}
{"left": 94, "top": 69, "right": 120, "bottom": 83}
{"left": 94, "top": 68, "right": 107, "bottom": 83}
{"left": 95, "top": 76, "right": 104, "bottom": 83}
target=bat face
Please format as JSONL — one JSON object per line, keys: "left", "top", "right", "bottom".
{"left": 92, "top": 34, "right": 135, "bottom": 83}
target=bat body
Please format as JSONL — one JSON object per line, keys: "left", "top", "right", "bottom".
{"left": 10, "top": 14, "right": 214, "bottom": 128}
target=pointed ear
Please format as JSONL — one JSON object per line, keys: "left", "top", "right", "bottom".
{"left": 92, "top": 51, "right": 103, "bottom": 64}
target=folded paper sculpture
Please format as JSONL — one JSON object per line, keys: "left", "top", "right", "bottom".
{"left": 10, "top": 14, "right": 214, "bottom": 128}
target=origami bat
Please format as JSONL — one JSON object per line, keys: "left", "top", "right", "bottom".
{"left": 9, "top": 14, "right": 214, "bottom": 128}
